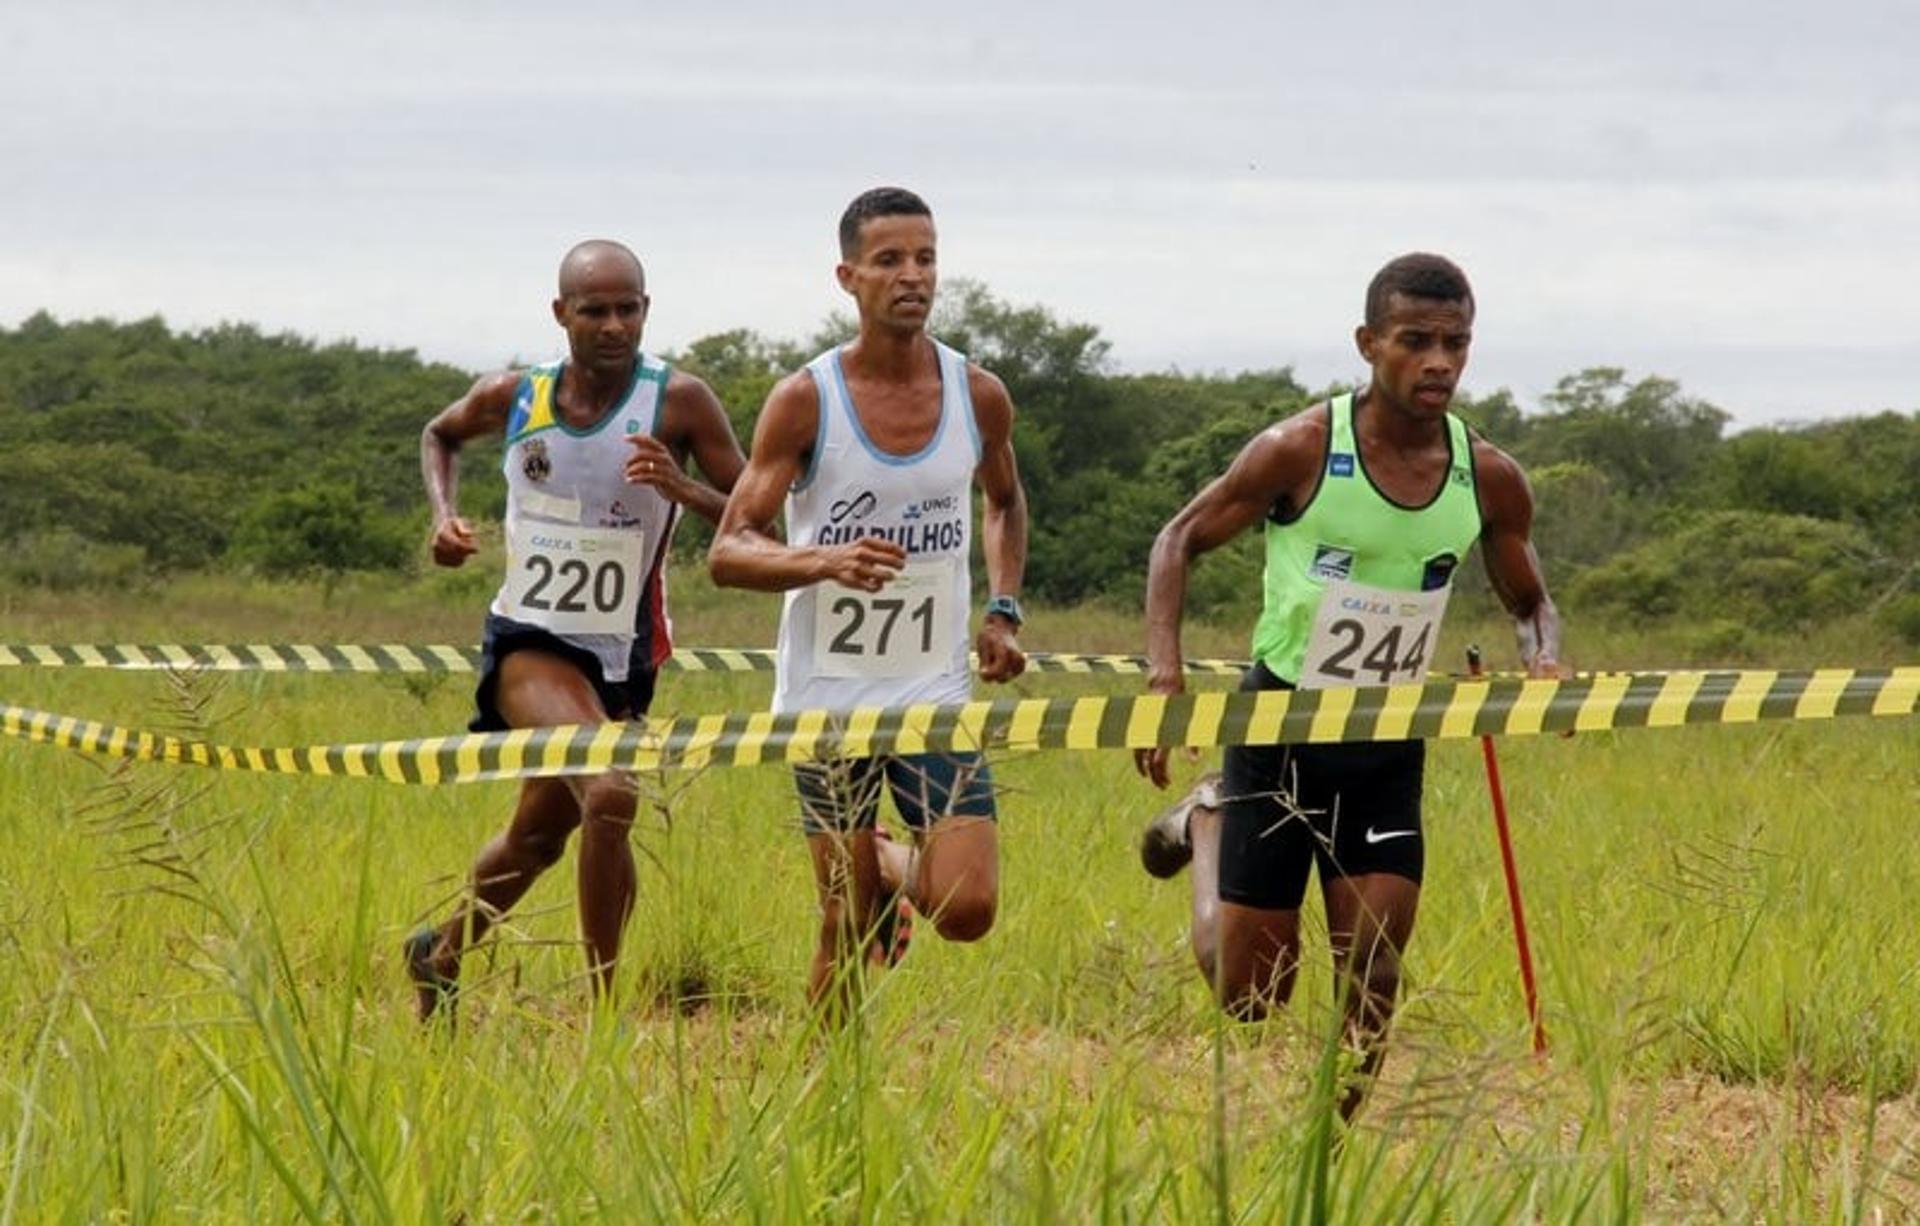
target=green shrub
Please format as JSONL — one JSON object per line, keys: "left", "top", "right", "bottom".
{"left": 233, "top": 482, "right": 412, "bottom": 579}
{"left": 1572, "top": 510, "right": 1885, "bottom": 631}
{"left": 1875, "top": 593, "right": 1920, "bottom": 647}
{"left": 1, "top": 528, "right": 148, "bottom": 590}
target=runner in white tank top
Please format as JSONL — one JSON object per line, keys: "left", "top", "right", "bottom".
{"left": 408, "top": 240, "right": 747, "bottom": 1020}
{"left": 772, "top": 339, "right": 978, "bottom": 715}
{"left": 709, "top": 188, "right": 1031, "bottom": 1014}
{"left": 489, "top": 353, "right": 679, "bottom": 686}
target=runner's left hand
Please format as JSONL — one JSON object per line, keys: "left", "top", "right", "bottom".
{"left": 625, "top": 435, "right": 692, "bottom": 503}
{"left": 976, "top": 615, "right": 1026, "bottom": 684}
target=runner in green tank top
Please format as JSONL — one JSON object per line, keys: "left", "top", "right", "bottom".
{"left": 1131, "top": 254, "right": 1565, "bottom": 1121}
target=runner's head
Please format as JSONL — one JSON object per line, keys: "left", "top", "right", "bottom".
{"left": 1355, "top": 253, "right": 1474, "bottom": 421}
{"left": 836, "top": 187, "right": 937, "bottom": 334}
{"left": 553, "top": 240, "right": 649, "bottom": 376}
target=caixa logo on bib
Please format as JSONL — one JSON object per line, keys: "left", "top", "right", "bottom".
{"left": 1309, "top": 545, "right": 1354, "bottom": 582}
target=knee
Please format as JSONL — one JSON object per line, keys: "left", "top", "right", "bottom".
{"left": 510, "top": 824, "right": 574, "bottom": 870}
{"left": 577, "top": 777, "right": 638, "bottom": 842}
{"left": 930, "top": 890, "right": 996, "bottom": 943}
{"left": 1349, "top": 945, "right": 1403, "bottom": 1008}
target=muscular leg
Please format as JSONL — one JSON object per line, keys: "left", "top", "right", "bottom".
{"left": 1210, "top": 901, "right": 1302, "bottom": 1019}
{"left": 806, "top": 828, "right": 883, "bottom": 1018}
{"left": 1191, "top": 751, "right": 1306, "bottom": 1016}
{"left": 894, "top": 814, "right": 997, "bottom": 943}
{"left": 1322, "top": 871, "right": 1420, "bottom": 1120}
{"left": 416, "top": 650, "right": 633, "bottom": 1012}
{"left": 1186, "top": 801, "right": 1224, "bottom": 979}
{"left": 573, "top": 770, "right": 638, "bottom": 996}
{"left": 427, "top": 777, "right": 581, "bottom": 967}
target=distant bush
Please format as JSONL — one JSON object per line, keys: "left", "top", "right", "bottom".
{"left": 1, "top": 528, "right": 148, "bottom": 590}
{"left": 1876, "top": 594, "right": 1920, "bottom": 647}
{"left": 1528, "top": 461, "right": 1639, "bottom": 577}
{"left": 1573, "top": 510, "right": 1886, "bottom": 631}
{"left": 233, "top": 482, "right": 412, "bottom": 580}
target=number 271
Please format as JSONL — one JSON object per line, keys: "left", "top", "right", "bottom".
{"left": 828, "top": 596, "right": 935, "bottom": 655}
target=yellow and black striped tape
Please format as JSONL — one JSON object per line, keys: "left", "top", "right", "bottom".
{"left": 0, "top": 643, "right": 1245, "bottom": 676}
{"left": 5, "top": 668, "right": 1915, "bottom": 785}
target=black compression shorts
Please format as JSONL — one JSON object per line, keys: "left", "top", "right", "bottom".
{"left": 1217, "top": 661, "right": 1425, "bottom": 910}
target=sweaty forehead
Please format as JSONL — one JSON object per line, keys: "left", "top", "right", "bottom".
{"left": 854, "top": 214, "right": 937, "bottom": 258}
{"left": 1382, "top": 292, "right": 1473, "bottom": 331}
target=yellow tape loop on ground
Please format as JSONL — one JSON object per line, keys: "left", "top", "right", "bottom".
{"left": 3, "top": 668, "right": 1914, "bottom": 786}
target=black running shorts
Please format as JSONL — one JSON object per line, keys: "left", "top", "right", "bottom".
{"left": 470, "top": 613, "right": 657, "bottom": 733}
{"left": 1216, "top": 661, "right": 1425, "bottom": 910}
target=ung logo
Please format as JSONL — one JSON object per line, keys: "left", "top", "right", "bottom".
{"left": 1421, "top": 552, "right": 1459, "bottom": 592}
{"left": 521, "top": 437, "right": 551, "bottom": 483}
{"left": 1449, "top": 465, "right": 1470, "bottom": 488}
{"left": 1309, "top": 545, "right": 1354, "bottom": 582}
{"left": 901, "top": 493, "right": 959, "bottom": 523}
{"left": 1328, "top": 453, "right": 1356, "bottom": 478}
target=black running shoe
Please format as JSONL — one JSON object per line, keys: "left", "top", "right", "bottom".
{"left": 1139, "top": 771, "right": 1222, "bottom": 879}
{"left": 403, "top": 928, "right": 459, "bottom": 1022}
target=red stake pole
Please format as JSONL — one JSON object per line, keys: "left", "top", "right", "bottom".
{"left": 1468, "top": 645, "right": 1548, "bottom": 1056}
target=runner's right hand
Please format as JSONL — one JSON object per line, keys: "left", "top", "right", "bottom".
{"left": 431, "top": 517, "right": 479, "bottom": 568}
{"left": 1133, "top": 663, "right": 1189, "bottom": 788}
{"left": 821, "top": 537, "right": 907, "bottom": 592}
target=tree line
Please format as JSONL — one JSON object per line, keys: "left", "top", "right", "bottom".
{"left": 3, "top": 292, "right": 1916, "bottom": 647}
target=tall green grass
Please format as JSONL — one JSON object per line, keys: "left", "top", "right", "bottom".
{"left": 2, "top": 576, "right": 1917, "bottom": 1219}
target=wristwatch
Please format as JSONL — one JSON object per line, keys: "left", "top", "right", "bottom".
{"left": 984, "top": 594, "right": 1025, "bottom": 626}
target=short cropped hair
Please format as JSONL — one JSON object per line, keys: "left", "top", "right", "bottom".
{"left": 838, "top": 187, "right": 933, "bottom": 259}
{"left": 1365, "top": 253, "right": 1473, "bottom": 329}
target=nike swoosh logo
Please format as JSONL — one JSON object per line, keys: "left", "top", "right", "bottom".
{"left": 1364, "top": 827, "right": 1416, "bottom": 845}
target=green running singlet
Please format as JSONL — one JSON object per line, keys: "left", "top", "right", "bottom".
{"left": 1251, "top": 393, "right": 1483, "bottom": 685}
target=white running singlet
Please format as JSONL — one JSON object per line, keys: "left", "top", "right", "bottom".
{"left": 488, "top": 356, "right": 679, "bottom": 681}
{"left": 773, "top": 341, "right": 981, "bottom": 714}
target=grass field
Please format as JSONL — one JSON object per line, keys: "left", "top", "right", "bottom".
{"left": 3, "top": 571, "right": 1918, "bottom": 1220}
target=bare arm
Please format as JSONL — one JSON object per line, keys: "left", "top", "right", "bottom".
{"left": 627, "top": 371, "right": 747, "bottom": 526}
{"left": 420, "top": 370, "right": 521, "bottom": 567}
{"left": 1136, "top": 409, "right": 1326, "bottom": 786}
{"left": 968, "top": 367, "right": 1029, "bottom": 683}
{"left": 1473, "top": 439, "right": 1564, "bottom": 677}
{"left": 707, "top": 372, "right": 906, "bottom": 592}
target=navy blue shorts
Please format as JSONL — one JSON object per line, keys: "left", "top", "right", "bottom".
{"left": 793, "top": 753, "right": 997, "bottom": 836}
{"left": 470, "top": 613, "right": 657, "bottom": 733}
{"left": 1217, "top": 661, "right": 1425, "bottom": 910}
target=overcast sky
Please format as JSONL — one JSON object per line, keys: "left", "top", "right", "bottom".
{"left": 3, "top": 1, "right": 1914, "bottom": 425}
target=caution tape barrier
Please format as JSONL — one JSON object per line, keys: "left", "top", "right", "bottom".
{"left": 0, "top": 643, "right": 1243, "bottom": 676}
{"left": 4, "top": 668, "right": 1915, "bottom": 786}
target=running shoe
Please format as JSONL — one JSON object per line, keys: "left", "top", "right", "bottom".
{"left": 403, "top": 927, "right": 459, "bottom": 1022}
{"left": 1139, "top": 771, "right": 1222, "bottom": 878}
